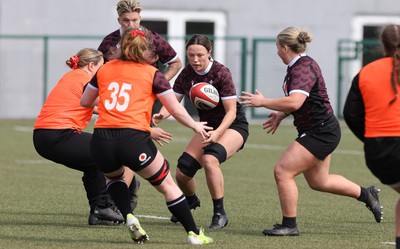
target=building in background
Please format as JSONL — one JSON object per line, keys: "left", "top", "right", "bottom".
{"left": 0, "top": 0, "right": 399, "bottom": 118}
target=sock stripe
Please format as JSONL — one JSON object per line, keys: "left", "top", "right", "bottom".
{"left": 167, "top": 195, "right": 186, "bottom": 208}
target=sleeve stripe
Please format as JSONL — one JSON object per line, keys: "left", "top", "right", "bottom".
{"left": 156, "top": 88, "right": 174, "bottom": 97}
{"left": 221, "top": 95, "right": 237, "bottom": 101}
{"left": 289, "top": 89, "right": 309, "bottom": 97}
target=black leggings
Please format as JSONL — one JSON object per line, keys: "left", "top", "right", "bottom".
{"left": 33, "top": 129, "right": 110, "bottom": 211}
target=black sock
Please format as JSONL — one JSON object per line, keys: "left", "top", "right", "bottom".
{"left": 212, "top": 197, "right": 225, "bottom": 215}
{"left": 357, "top": 187, "right": 368, "bottom": 203}
{"left": 107, "top": 181, "right": 132, "bottom": 220}
{"left": 186, "top": 194, "right": 198, "bottom": 205}
{"left": 167, "top": 195, "right": 199, "bottom": 234}
{"left": 282, "top": 216, "right": 297, "bottom": 228}
{"left": 396, "top": 237, "right": 400, "bottom": 249}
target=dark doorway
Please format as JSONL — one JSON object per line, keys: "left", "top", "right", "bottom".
{"left": 362, "top": 25, "right": 384, "bottom": 66}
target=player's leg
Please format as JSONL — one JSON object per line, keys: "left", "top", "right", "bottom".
{"left": 202, "top": 129, "right": 244, "bottom": 229}
{"left": 392, "top": 187, "right": 400, "bottom": 248}
{"left": 103, "top": 167, "right": 148, "bottom": 244}
{"left": 90, "top": 129, "right": 149, "bottom": 243}
{"left": 171, "top": 134, "right": 205, "bottom": 223}
{"left": 33, "top": 129, "right": 123, "bottom": 225}
{"left": 176, "top": 134, "right": 204, "bottom": 194}
{"left": 137, "top": 150, "right": 213, "bottom": 245}
{"left": 303, "top": 155, "right": 383, "bottom": 222}
{"left": 303, "top": 155, "right": 362, "bottom": 197}
{"left": 263, "top": 141, "right": 314, "bottom": 236}
{"left": 60, "top": 131, "right": 124, "bottom": 225}
{"left": 123, "top": 167, "right": 140, "bottom": 212}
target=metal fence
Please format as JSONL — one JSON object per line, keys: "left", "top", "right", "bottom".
{"left": 336, "top": 39, "right": 381, "bottom": 118}
{"left": 0, "top": 34, "right": 377, "bottom": 119}
{"left": 0, "top": 35, "right": 250, "bottom": 119}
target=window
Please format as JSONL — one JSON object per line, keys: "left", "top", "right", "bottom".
{"left": 141, "top": 10, "right": 226, "bottom": 65}
{"left": 350, "top": 16, "right": 400, "bottom": 76}
{"left": 140, "top": 20, "right": 168, "bottom": 35}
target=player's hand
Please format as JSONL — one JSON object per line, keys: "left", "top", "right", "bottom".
{"left": 262, "top": 111, "right": 285, "bottom": 134}
{"left": 202, "top": 130, "right": 221, "bottom": 144}
{"left": 152, "top": 113, "right": 164, "bottom": 126}
{"left": 192, "top": 121, "right": 213, "bottom": 140}
{"left": 150, "top": 127, "right": 173, "bottom": 147}
{"left": 239, "top": 89, "right": 265, "bottom": 107}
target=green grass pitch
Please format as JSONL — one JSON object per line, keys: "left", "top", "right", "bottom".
{"left": 0, "top": 119, "right": 396, "bottom": 249}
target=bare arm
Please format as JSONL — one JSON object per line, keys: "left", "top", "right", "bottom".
{"left": 163, "top": 57, "right": 182, "bottom": 81}
{"left": 157, "top": 91, "right": 211, "bottom": 139}
{"left": 204, "top": 98, "right": 237, "bottom": 143}
{"left": 240, "top": 89, "right": 306, "bottom": 113}
{"left": 81, "top": 85, "right": 99, "bottom": 108}
{"left": 152, "top": 94, "right": 183, "bottom": 125}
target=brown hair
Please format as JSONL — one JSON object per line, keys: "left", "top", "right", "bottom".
{"left": 65, "top": 48, "right": 103, "bottom": 69}
{"left": 185, "top": 34, "right": 213, "bottom": 52}
{"left": 277, "top": 27, "right": 312, "bottom": 53}
{"left": 381, "top": 24, "right": 400, "bottom": 104}
{"left": 119, "top": 28, "right": 158, "bottom": 64}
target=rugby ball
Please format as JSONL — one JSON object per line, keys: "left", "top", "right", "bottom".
{"left": 189, "top": 82, "right": 220, "bottom": 110}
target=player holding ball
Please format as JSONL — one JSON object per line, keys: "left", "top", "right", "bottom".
{"left": 153, "top": 34, "right": 249, "bottom": 229}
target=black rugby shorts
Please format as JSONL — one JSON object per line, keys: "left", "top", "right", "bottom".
{"left": 296, "top": 116, "right": 341, "bottom": 160}
{"left": 364, "top": 137, "right": 400, "bottom": 186}
{"left": 91, "top": 128, "right": 157, "bottom": 173}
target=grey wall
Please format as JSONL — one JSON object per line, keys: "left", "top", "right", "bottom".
{"left": 1, "top": 0, "right": 399, "bottom": 118}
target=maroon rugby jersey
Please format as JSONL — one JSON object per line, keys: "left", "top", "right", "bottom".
{"left": 98, "top": 28, "right": 178, "bottom": 65}
{"left": 173, "top": 61, "right": 246, "bottom": 129}
{"left": 283, "top": 55, "right": 333, "bottom": 132}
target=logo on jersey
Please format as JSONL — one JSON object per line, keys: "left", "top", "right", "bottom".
{"left": 139, "top": 153, "right": 151, "bottom": 165}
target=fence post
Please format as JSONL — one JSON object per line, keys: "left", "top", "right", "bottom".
{"left": 43, "top": 36, "right": 49, "bottom": 104}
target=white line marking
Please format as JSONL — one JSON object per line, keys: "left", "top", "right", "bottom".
{"left": 16, "top": 126, "right": 363, "bottom": 157}
{"left": 381, "top": 241, "right": 395, "bottom": 245}
{"left": 136, "top": 215, "right": 170, "bottom": 220}
{"left": 174, "top": 137, "right": 363, "bottom": 155}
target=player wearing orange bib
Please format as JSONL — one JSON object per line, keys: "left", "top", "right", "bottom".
{"left": 93, "top": 60, "right": 157, "bottom": 131}
{"left": 344, "top": 24, "right": 400, "bottom": 248}
{"left": 33, "top": 49, "right": 125, "bottom": 225}
{"left": 81, "top": 29, "right": 214, "bottom": 245}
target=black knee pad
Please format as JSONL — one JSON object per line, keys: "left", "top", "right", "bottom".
{"left": 203, "top": 143, "right": 227, "bottom": 164}
{"left": 177, "top": 152, "right": 201, "bottom": 177}
{"left": 105, "top": 171, "right": 125, "bottom": 189}
{"left": 146, "top": 160, "right": 170, "bottom": 186}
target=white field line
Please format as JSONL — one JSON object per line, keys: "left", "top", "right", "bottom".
{"left": 16, "top": 126, "right": 363, "bottom": 159}
{"left": 16, "top": 125, "right": 365, "bottom": 223}
{"left": 381, "top": 241, "right": 395, "bottom": 245}
{"left": 172, "top": 137, "right": 363, "bottom": 156}
{"left": 136, "top": 214, "right": 169, "bottom": 220}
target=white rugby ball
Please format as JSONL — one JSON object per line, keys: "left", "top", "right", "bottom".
{"left": 189, "top": 82, "right": 220, "bottom": 110}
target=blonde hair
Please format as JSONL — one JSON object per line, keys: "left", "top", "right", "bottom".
{"left": 120, "top": 28, "right": 158, "bottom": 64}
{"left": 277, "top": 27, "right": 312, "bottom": 53}
{"left": 65, "top": 48, "right": 103, "bottom": 69}
{"left": 116, "top": 0, "right": 142, "bottom": 17}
